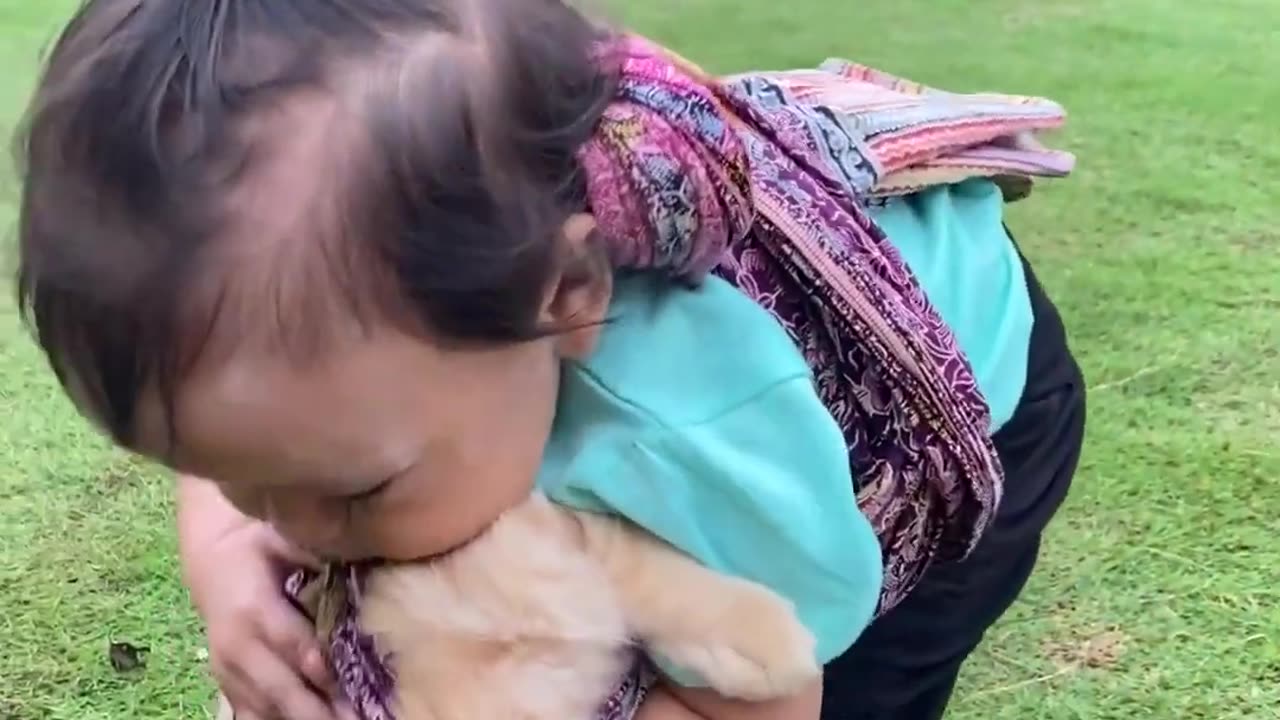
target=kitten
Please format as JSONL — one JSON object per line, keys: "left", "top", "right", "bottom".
{"left": 219, "top": 493, "right": 818, "bottom": 719}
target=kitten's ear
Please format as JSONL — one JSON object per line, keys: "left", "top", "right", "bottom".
{"left": 541, "top": 213, "right": 612, "bottom": 360}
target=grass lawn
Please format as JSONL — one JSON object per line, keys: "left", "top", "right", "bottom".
{"left": 2, "top": 0, "right": 1278, "bottom": 718}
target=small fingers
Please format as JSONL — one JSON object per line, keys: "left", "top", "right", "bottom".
{"left": 299, "top": 646, "right": 334, "bottom": 695}
{"left": 215, "top": 666, "right": 281, "bottom": 720}
{"left": 231, "top": 646, "right": 339, "bottom": 720}
{"left": 261, "top": 600, "right": 334, "bottom": 694}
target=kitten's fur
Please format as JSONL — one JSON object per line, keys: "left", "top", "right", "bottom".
{"left": 220, "top": 493, "right": 819, "bottom": 719}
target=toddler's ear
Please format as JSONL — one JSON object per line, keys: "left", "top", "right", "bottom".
{"left": 541, "top": 213, "right": 612, "bottom": 360}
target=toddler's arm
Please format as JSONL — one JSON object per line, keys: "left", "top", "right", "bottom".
{"left": 636, "top": 685, "right": 707, "bottom": 720}
{"left": 638, "top": 680, "right": 823, "bottom": 720}
{"left": 177, "top": 474, "right": 253, "bottom": 563}
{"left": 177, "top": 475, "right": 348, "bottom": 720}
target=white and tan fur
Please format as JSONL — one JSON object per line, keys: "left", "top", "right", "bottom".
{"left": 220, "top": 493, "right": 818, "bottom": 719}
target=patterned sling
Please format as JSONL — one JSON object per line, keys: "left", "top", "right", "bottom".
{"left": 580, "top": 35, "right": 1072, "bottom": 609}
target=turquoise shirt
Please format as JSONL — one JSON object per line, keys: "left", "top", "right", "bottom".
{"left": 538, "top": 271, "right": 882, "bottom": 682}
{"left": 538, "top": 179, "right": 1031, "bottom": 683}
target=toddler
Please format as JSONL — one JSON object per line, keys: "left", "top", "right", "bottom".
{"left": 19, "top": 0, "right": 874, "bottom": 718}
{"left": 17, "top": 0, "right": 1085, "bottom": 719}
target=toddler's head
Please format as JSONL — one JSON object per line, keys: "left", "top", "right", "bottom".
{"left": 17, "top": 0, "right": 619, "bottom": 560}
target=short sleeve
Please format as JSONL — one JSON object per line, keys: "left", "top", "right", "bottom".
{"left": 550, "top": 373, "right": 883, "bottom": 686}
{"left": 536, "top": 273, "right": 883, "bottom": 687}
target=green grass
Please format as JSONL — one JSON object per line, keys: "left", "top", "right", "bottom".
{"left": 2, "top": 0, "right": 1278, "bottom": 718}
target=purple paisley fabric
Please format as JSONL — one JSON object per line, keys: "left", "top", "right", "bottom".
{"left": 284, "top": 570, "right": 395, "bottom": 720}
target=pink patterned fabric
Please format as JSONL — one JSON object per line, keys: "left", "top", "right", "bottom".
{"left": 578, "top": 45, "right": 754, "bottom": 281}
{"left": 727, "top": 60, "right": 1075, "bottom": 200}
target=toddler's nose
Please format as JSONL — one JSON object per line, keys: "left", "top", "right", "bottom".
{"left": 263, "top": 492, "right": 345, "bottom": 557}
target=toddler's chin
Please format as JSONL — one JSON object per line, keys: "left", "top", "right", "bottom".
{"left": 359, "top": 521, "right": 497, "bottom": 565}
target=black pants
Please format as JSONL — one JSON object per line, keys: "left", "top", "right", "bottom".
{"left": 821, "top": 248, "right": 1087, "bottom": 720}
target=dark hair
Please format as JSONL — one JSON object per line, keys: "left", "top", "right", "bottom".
{"left": 16, "top": 0, "right": 617, "bottom": 446}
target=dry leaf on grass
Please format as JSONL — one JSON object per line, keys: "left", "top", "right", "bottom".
{"left": 108, "top": 641, "right": 149, "bottom": 673}
{"left": 1044, "top": 629, "right": 1129, "bottom": 671}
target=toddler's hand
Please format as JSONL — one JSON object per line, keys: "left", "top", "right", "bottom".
{"left": 185, "top": 520, "right": 347, "bottom": 720}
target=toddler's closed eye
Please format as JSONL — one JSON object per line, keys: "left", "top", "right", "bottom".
{"left": 348, "top": 477, "right": 395, "bottom": 503}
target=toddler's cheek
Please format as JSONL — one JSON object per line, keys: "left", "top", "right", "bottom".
{"left": 363, "top": 510, "right": 466, "bottom": 561}
{"left": 214, "top": 483, "right": 268, "bottom": 522}
{"left": 361, "top": 472, "right": 532, "bottom": 561}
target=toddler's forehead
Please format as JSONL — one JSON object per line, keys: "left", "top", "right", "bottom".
{"left": 224, "top": 89, "right": 358, "bottom": 242}
{"left": 193, "top": 90, "right": 407, "bottom": 361}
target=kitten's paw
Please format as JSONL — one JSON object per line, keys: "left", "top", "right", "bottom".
{"left": 646, "top": 582, "right": 819, "bottom": 701}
